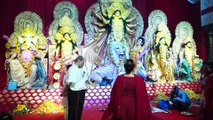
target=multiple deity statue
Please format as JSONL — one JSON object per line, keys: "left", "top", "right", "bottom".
{"left": 4, "top": 0, "right": 203, "bottom": 89}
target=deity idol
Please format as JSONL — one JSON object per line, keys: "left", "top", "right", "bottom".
{"left": 176, "top": 42, "right": 193, "bottom": 81}
{"left": 54, "top": 15, "right": 79, "bottom": 65}
{"left": 5, "top": 27, "right": 47, "bottom": 88}
{"left": 151, "top": 22, "right": 174, "bottom": 83}
{"left": 48, "top": 1, "right": 83, "bottom": 88}
{"left": 172, "top": 21, "right": 202, "bottom": 81}
{"left": 144, "top": 10, "right": 167, "bottom": 49}
{"left": 5, "top": 11, "right": 48, "bottom": 89}
{"left": 131, "top": 36, "right": 149, "bottom": 79}
{"left": 84, "top": 0, "right": 143, "bottom": 85}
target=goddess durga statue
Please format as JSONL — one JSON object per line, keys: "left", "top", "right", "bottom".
{"left": 91, "top": 1, "right": 137, "bottom": 43}
{"left": 83, "top": 0, "right": 144, "bottom": 85}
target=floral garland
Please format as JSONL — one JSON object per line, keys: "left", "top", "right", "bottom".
{"left": 17, "top": 46, "right": 35, "bottom": 77}
{"left": 184, "top": 88, "right": 201, "bottom": 99}
{"left": 33, "top": 100, "right": 64, "bottom": 114}
{"left": 153, "top": 91, "right": 169, "bottom": 103}
{"left": 13, "top": 103, "right": 28, "bottom": 115}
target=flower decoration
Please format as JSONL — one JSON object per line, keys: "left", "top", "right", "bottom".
{"left": 184, "top": 88, "right": 201, "bottom": 99}
{"left": 53, "top": 73, "right": 60, "bottom": 80}
{"left": 53, "top": 63, "right": 61, "bottom": 70}
{"left": 13, "top": 104, "right": 28, "bottom": 115}
{"left": 153, "top": 91, "right": 169, "bottom": 103}
{"left": 33, "top": 100, "right": 64, "bottom": 114}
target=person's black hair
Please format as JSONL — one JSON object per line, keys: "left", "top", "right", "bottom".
{"left": 203, "top": 61, "right": 213, "bottom": 75}
{"left": 74, "top": 56, "right": 84, "bottom": 62}
{"left": 171, "top": 86, "right": 179, "bottom": 99}
{"left": 204, "top": 61, "right": 213, "bottom": 68}
{"left": 124, "top": 59, "right": 135, "bottom": 74}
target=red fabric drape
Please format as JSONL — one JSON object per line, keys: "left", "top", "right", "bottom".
{"left": 0, "top": 0, "right": 206, "bottom": 89}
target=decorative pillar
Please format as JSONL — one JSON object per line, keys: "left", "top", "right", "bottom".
{"left": 201, "top": 0, "right": 213, "bottom": 62}
{"left": 206, "top": 31, "right": 213, "bottom": 63}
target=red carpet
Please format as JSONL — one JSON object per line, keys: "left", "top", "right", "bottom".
{"left": 13, "top": 106, "right": 199, "bottom": 120}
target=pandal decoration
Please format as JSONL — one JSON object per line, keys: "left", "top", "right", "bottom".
{"left": 153, "top": 91, "right": 169, "bottom": 103}
{"left": 49, "top": 1, "right": 83, "bottom": 46}
{"left": 184, "top": 88, "right": 201, "bottom": 100}
{"left": 13, "top": 103, "right": 28, "bottom": 115}
{"left": 84, "top": 0, "right": 143, "bottom": 42}
{"left": 144, "top": 9, "right": 167, "bottom": 46}
{"left": 53, "top": 72, "right": 60, "bottom": 80}
{"left": 33, "top": 100, "right": 64, "bottom": 114}
{"left": 172, "top": 21, "right": 196, "bottom": 58}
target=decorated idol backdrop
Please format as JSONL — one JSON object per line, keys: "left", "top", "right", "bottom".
{"left": 83, "top": 5, "right": 203, "bottom": 86}
{"left": 0, "top": 0, "right": 206, "bottom": 115}
{"left": 2, "top": 0, "right": 204, "bottom": 89}
{"left": 82, "top": 0, "right": 144, "bottom": 85}
{"left": 4, "top": 11, "right": 48, "bottom": 89}
{"left": 48, "top": 1, "right": 83, "bottom": 88}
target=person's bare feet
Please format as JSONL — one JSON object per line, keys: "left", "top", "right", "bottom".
{"left": 166, "top": 110, "right": 172, "bottom": 113}
{"left": 164, "top": 109, "right": 172, "bottom": 114}
{"left": 181, "top": 111, "right": 194, "bottom": 116}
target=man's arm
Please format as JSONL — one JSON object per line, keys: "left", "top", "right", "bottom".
{"left": 60, "top": 84, "right": 71, "bottom": 97}
{"left": 176, "top": 91, "right": 187, "bottom": 103}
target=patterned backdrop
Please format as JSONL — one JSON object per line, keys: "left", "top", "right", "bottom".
{"left": 0, "top": 82, "right": 201, "bottom": 113}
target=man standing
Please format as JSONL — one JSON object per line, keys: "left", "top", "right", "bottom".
{"left": 65, "top": 56, "right": 88, "bottom": 120}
